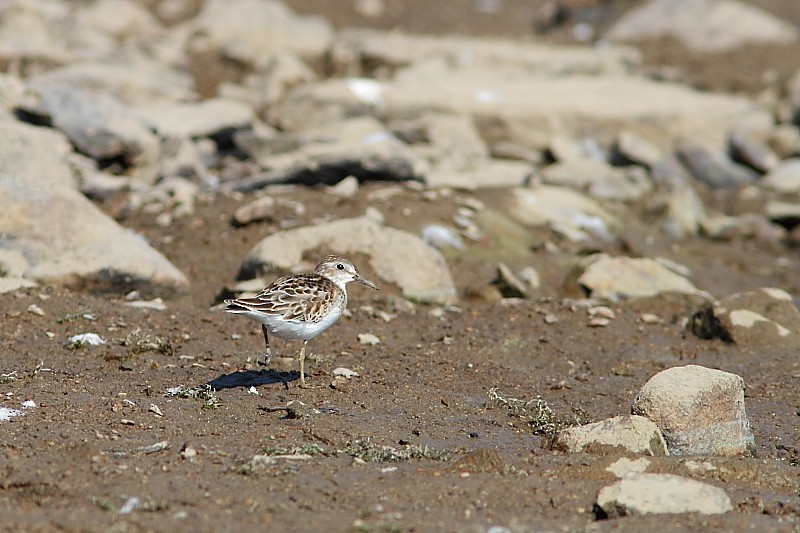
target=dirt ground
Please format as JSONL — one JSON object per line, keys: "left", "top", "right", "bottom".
{"left": 3, "top": 1, "right": 800, "bottom": 532}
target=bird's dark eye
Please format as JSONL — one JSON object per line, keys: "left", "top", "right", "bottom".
{"left": 336, "top": 263, "right": 345, "bottom": 270}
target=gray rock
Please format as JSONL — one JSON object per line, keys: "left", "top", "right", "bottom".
{"left": 540, "top": 159, "right": 652, "bottom": 200}
{"left": 728, "top": 130, "right": 779, "bottom": 173}
{"left": 691, "top": 287, "right": 800, "bottom": 345}
{"left": 238, "top": 212, "right": 456, "bottom": 304}
{"left": 503, "top": 186, "right": 619, "bottom": 242}
{"left": 606, "top": 0, "right": 798, "bottom": 52}
{"left": 555, "top": 415, "right": 668, "bottom": 456}
{"left": 761, "top": 158, "right": 800, "bottom": 192}
{"left": 226, "top": 117, "right": 422, "bottom": 191}
{"left": 29, "top": 59, "right": 195, "bottom": 105}
{"left": 596, "top": 473, "right": 732, "bottom": 517}
{"left": 613, "top": 130, "right": 663, "bottom": 168}
{"left": 631, "top": 365, "right": 755, "bottom": 456}
{"left": 135, "top": 98, "right": 254, "bottom": 139}
{"left": 676, "top": 139, "right": 759, "bottom": 189}
{"left": 578, "top": 255, "right": 709, "bottom": 301}
{"left": 658, "top": 179, "right": 707, "bottom": 238}
{"left": 28, "top": 84, "right": 159, "bottom": 183}
{"left": 0, "top": 121, "right": 75, "bottom": 189}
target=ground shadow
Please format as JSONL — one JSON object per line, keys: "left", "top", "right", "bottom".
{"left": 207, "top": 369, "right": 297, "bottom": 390}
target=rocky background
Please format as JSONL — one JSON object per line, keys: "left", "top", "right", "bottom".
{"left": 2, "top": 0, "right": 800, "bottom": 531}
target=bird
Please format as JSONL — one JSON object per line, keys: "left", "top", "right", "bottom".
{"left": 224, "top": 255, "right": 379, "bottom": 387}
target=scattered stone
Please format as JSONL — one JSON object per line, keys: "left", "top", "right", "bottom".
{"left": 238, "top": 213, "right": 457, "bottom": 304}
{"left": 728, "top": 129, "right": 780, "bottom": 173}
{"left": 605, "top": 457, "right": 651, "bottom": 478}
{"left": 541, "top": 159, "right": 652, "bottom": 200}
{"left": 329, "top": 175, "right": 359, "bottom": 197}
{"left": 357, "top": 333, "right": 380, "bottom": 345}
{"left": 578, "top": 255, "right": 709, "bottom": 301}
{"left": 421, "top": 225, "right": 465, "bottom": 250}
{"left": 232, "top": 195, "right": 276, "bottom": 226}
{"left": 517, "top": 267, "right": 541, "bottom": 290}
{"left": 148, "top": 404, "right": 164, "bottom": 417}
{"left": 691, "top": 287, "right": 800, "bottom": 345}
{"left": 606, "top": 0, "right": 798, "bottom": 52}
{"left": 134, "top": 97, "right": 254, "bottom": 139}
{"left": 504, "top": 186, "right": 618, "bottom": 242}
{"left": 333, "top": 367, "right": 360, "bottom": 379}
{"left": 596, "top": 473, "right": 733, "bottom": 518}
{"left": 555, "top": 415, "right": 668, "bottom": 456}
{"left": 761, "top": 158, "right": 800, "bottom": 192}
{"left": 588, "top": 306, "right": 615, "bottom": 319}
{"left": 27, "top": 304, "right": 45, "bottom": 316}
{"left": 631, "top": 365, "right": 755, "bottom": 456}
{"left": 587, "top": 317, "right": 610, "bottom": 327}
{"left": 612, "top": 130, "right": 663, "bottom": 168}
{"left": 493, "top": 263, "right": 528, "bottom": 299}
{"left": 639, "top": 313, "right": 662, "bottom": 325}
{"left": 676, "top": 139, "right": 758, "bottom": 189}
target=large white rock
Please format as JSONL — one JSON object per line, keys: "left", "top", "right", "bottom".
{"left": 503, "top": 186, "right": 619, "bottom": 242}
{"left": 578, "top": 255, "right": 709, "bottom": 301}
{"left": 135, "top": 98, "right": 255, "bottom": 139}
{"left": 238, "top": 213, "right": 456, "bottom": 304}
{"left": 631, "top": 365, "right": 755, "bottom": 456}
{"left": 691, "top": 287, "right": 800, "bottom": 345}
{"left": 0, "top": 121, "right": 188, "bottom": 296}
{"left": 187, "top": 0, "right": 332, "bottom": 66}
{"left": 596, "top": 473, "right": 733, "bottom": 517}
{"left": 606, "top": 0, "right": 798, "bottom": 52}
{"left": 761, "top": 158, "right": 800, "bottom": 192}
{"left": 555, "top": 415, "right": 668, "bottom": 456}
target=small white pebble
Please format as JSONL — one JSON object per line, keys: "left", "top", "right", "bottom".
{"left": 333, "top": 367, "right": 360, "bottom": 379}
{"left": 588, "top": 306, "right": 615, "bottom": 319}
{"left": 118, "top": 496, "right": 141, "bottom": 515}
{"left": 21, "top": 400, "right": 36, "bottom": 409}
{"left": 544, "top": 314, "right": 559, "bottom": 324}
{"left": 27, "top": 304, "right": 45, "bottom": 316}
{"left": 588, "top": 317, "right": 610, "bottom": 327}
{"left": 357, "top": 333, "right": 380, "bottom": 345}
{"left": 149, "top": 404, "right": 164, "bottom": 417}
{"left": 640, "top": 313, "right": 662, "bottom": 324}
{"left": 247, "top": 386, "right": 259, "bottom": 395}
{"left": 68, "top": 333, "right": 106, "bottom": 346}
{"left": 380, "top": 466, "right": 398, "bottom": 473}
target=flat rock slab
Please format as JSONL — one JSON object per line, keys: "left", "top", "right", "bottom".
{"left": 631, "top": 365, "right": 755, "bottom": 456}
{"left": 555, "top": 415, "right": 668, "bottom": 456}
{"left": 578, "top": 255, "right": 709, "bottom": 301}
{"left": 275, "top": 72, "right": 771, "bottom": 152}
{"left": 596, "top": 473, "right": 733, "bottom": 517}
{"left": 238, "top": 214, "right": 457, "bottom": 304}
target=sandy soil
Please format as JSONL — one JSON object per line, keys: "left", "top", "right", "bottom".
{"left": 2, "top": 1, "right": 800, "bottom": 532}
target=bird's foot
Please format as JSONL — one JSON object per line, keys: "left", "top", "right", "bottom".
{"left": 256, "top": 351, "right": 271, "bottom": 367}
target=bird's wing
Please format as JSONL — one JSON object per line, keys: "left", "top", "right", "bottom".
{"left": 227, "top": 274, "right": 335, "bottom": 322}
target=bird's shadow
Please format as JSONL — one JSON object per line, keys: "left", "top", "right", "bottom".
{"left": 207, "top": 368, "right": 298, "bottom": 391}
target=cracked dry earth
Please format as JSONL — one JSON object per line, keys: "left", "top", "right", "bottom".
{"left": 2, "top": 185, "right": 800, "bottom": 532}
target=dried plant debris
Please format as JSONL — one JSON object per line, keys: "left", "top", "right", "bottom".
{"left": 165, "top": 384, "right": 221, "bottom": 410}
{"left": 57, "top": 311, "right": 97, "bottom": 323}
{"left": 261, "top": 444, "right": 329, "bottom": 457}
{"left": 344, "top": 437, "right": 451, "bottom": 463}
{"left": 118, "top": 328, "right": 175, "bottom": 356}
{"left": 488, "top": 388, "right": 586, "bottom": 436}
{"left": 0, "top": 371, "right": 19, "bottom": 384}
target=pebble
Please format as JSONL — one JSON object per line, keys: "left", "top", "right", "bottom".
{"left": 357, "top": 333, "right": 380, "bottom": 345}
{"left": 333, "top": 367, "right": 360, "bottom": 378}
{"left": 27, "top": 304, "right": 45, "bottom": 316}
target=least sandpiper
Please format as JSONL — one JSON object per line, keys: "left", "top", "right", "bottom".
{"left": 224, "top": 255, "right": 379, "bottom": 387}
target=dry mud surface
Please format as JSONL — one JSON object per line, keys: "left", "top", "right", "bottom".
{"left": 3, "top": 1, "right": 800, "bottom": 532}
